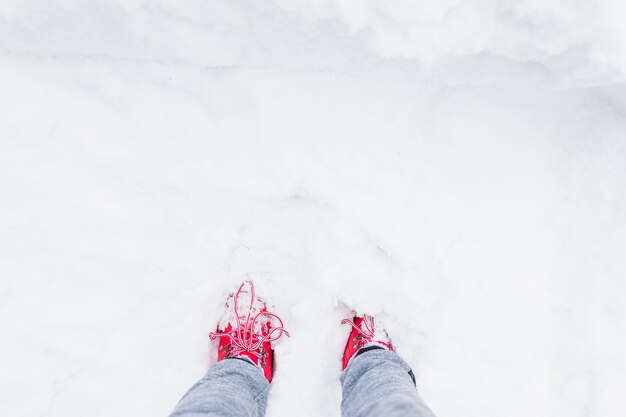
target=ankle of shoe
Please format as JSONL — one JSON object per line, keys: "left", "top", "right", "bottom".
{"left": 348, "top": 343, "right": 393, "bottom": 367}
{"left": 234, "top": 352, "right": 260, "bottom": 366}
{"left": 362, "top": 341, "right": 393, "bottom": 352}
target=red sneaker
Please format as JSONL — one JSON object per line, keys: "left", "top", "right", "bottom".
{"left": 341, "top": 315, "right": 393, "bottom": 370}
{"left": 209, "top": 281, "right": 289, "bottom": 382}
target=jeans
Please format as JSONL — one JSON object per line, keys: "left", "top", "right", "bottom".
{"left": 170, "top": 350, "right": 436, "bottom": 417}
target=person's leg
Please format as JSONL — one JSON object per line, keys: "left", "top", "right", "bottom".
{"left": 170, "top": 358, "right": 269, "bottom": 417}
{"left": 341, "top": 348, "right": 436, "bottom": 417}
{"left": 170, "top": 281, "right": 289, "bottom": 417}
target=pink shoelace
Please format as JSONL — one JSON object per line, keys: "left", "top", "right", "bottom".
{"left": 209, "top": 281, "right": 290, "bottom": 359}
{"left": 341, "top": 315, "right": 377, "bottom": 340}
{"left": 341, "top": 315, "right": 393, "bottom": 351}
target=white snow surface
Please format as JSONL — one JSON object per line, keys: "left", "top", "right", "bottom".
{"left": 1, "top": 1, "right": 626, "bottom": 417}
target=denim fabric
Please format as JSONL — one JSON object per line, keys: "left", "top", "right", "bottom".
{"left": 341, "top": 349, "right": 436, "bottom": 417}
{"left": 170, "top": 350, "right": 435, "bottom": 417}
{"left": 169, "top": 358, "right": 269, "bottom": 417}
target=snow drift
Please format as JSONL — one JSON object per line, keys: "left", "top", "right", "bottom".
{"left": 1, "top": 1, "right": 625, "bottom": 417}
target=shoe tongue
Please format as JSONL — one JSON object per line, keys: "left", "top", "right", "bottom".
{"left": 233, "top": 311, "right": 269, "bottom": 336}
{"left": 359, "top": 316, "right": 389, "bottom": 343}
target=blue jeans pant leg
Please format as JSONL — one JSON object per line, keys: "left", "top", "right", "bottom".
{"left": 170, "top": 358, "right": 269, "bottom": 417}
{"left": 341, "top": 349, "right": 437, "bottom": 417}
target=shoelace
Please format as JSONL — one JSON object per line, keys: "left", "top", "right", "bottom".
{"left": 209, "top": 281, "right": 290, "bottom": 359}
{"left": 341, "top": 315, "right": 377, "bottom": 341}
{"left": 342, "top": 315, "right": 393, "bottom": 352}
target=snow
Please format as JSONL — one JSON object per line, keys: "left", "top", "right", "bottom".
{"left": 1, "top": 1, "right": 625, "bottom": 417}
